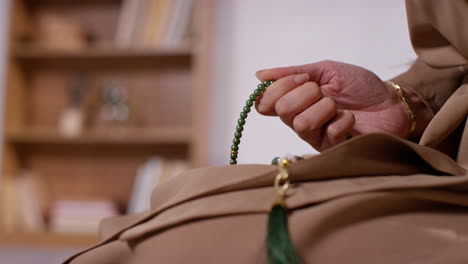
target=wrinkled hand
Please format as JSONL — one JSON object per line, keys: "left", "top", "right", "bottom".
{"left": 255, "top": 60, "right": 410, "bottom": 151}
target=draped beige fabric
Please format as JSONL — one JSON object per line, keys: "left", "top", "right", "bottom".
{"left": 65, "top": 0, "right": 468, "bottom": 263}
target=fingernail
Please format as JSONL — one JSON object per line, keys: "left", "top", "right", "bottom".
{"left": 255, "top": 70, "right": 263, "bottom": 79}
{"left": 294, "top": 73, "right": 309, "bottom": 84}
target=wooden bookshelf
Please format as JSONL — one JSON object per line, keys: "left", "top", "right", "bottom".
{"left": 0, "top": 0, "right": 212, "bottom": 247}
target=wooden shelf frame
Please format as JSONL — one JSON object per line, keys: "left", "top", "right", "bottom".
{"left": 0, "top": 0, "right": 212, "bottom": 247}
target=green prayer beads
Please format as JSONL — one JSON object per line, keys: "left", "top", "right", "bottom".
{"left": 230, "top": 80, "right": 274, "bottom": 164}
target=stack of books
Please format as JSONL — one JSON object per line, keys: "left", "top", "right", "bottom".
{"left": 127, "top": 157, "right": 187, "bottom": 214}
{"left": 12, "top": 171, "right": 47, "bottom": 232}
{"left": 0, "top": 157, "right": 187, "bottom": 234}
{"left": 0, "top": 171, "right": 47, "bottom": 233}
{"left": 1, "top": 171, "right": 119, "bottom": 235}
{"left": 49, "top": 200, "right": 119, "bottom": 234}
{"left": 115, "top": 0, "right": 195, "bottom": 49}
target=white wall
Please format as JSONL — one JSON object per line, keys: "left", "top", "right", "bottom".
{"left": 210, "top": 0, "right": 416, "bottom": 165}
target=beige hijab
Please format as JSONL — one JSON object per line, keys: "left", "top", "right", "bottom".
{"left": 405, "top": 0, "right": 468, "bottom": 165}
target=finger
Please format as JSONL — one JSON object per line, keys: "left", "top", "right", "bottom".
{"left": 324, "top": 110, "right": 356, "bottom": 146}
{"left": 256, "top": 65, "right": 303, "bottom": 82}
{"left": 293, "top": 97, "right": 337, "bottom": 147}
{"left": 275, "top": 81, "right": 322, "bottom": 128}
{"left": 256, "top": 61, "right": 331, "bottom": 84}
{"left": 255, "top": 73, "right": 309, "bottom": 116}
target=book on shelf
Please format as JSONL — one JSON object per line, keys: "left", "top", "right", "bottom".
{"left": 0, "top": 170, "right": 119, "bottom": 235}
{"left": 127, "top": 157, "right": 187, "bottom": 214}
{"left": 115, "top": 0, "right": 145, "bottom": 48}
{"left": 0, "top": 158, "right": 187, "bottom": 234}
{"left": 162, "top": 0, "right": 195, "bottom": 47}
{"left": 15, "top": 171, "right": 47, "bottom": 232}
{"left": 0, "top": 171, "right": 48, "bottom": 233}
{"left": 49, "top": 199, "right": 119, "bottom": 234}
{"left": 0, "top": 177, "right": 17, "bottom": 232}
{"left": 127, "top": 157, "right": 163, "bottom": 214}
{"left": 36, "top": 12, "right": 88, "bottom": 51}
{"left": 159, "top": 159, "right": 188, "bottom": 183}
{"left": 115, "top": 0, "right": 194, "bottom": 49}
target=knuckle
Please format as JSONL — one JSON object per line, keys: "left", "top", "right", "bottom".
{"left": 326, "top": 84, "right": 340, "bottom": 94}
{"left": 322, "top": 97, "right": 336, "bottom": 111}
{"left": 327, "top": 125, "right": 339, "bottom": 139}
{"left": 348, "top": 111, "right": 356, "bottom": 123}
{"left": 342, "top": 110, "right": 356, "bottom": 127}
{"left": 293, "top": 115, "right": 309, "bottom": 134}
{"left": 275, "top": 97, "right": 291, "bottom": 117}
{"left": 255, "top": 102, "right": 270, "bottom": 115}
{"left": 305, "top": 82, "right": 322, "bottom": 98}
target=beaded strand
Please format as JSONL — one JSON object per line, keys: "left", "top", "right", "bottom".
{"left": 230, "top": 80, "right": 274, "bottom": 164}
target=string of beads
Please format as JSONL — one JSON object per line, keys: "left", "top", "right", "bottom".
{"left": 230, "top": 80, "right": 274, "bottom": 164}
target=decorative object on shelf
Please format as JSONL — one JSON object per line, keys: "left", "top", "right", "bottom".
{"left": 59, "top": 71, "right": 90, "bottom": 138}
{"left": 96, "top": 81, "right": 131, "bottom": 130}
{"left": 59, "top": 108, "right": 84, "bottom": 138}
{"left": 36, "top": 12, "right": 88, "bottom": 51}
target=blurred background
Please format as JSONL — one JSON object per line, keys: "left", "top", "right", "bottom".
{"left": 0, "top": 0, "right": 415, "bottom": 263}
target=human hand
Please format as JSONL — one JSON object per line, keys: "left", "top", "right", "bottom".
{"left": 255, "top": 60, "right": 411, "bottom": 151}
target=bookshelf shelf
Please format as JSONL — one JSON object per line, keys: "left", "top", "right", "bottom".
{"left": 6, "top": 127, "right": 192, "bottom": 146}
{"left": 15, "top": 47, "right": 192, "bottom": 61}
{"left": 25, "top": 0, "right": 121, "bottom": 5}
{"left": 0, "top": 232, "right": 99, "bottom": 248}
{"left": 14, "top": 48, "right": 192, "bottom": 67}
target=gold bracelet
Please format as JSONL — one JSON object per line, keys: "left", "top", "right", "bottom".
{"left": 387, "top": 81, "right": 416, "bottom": 136}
